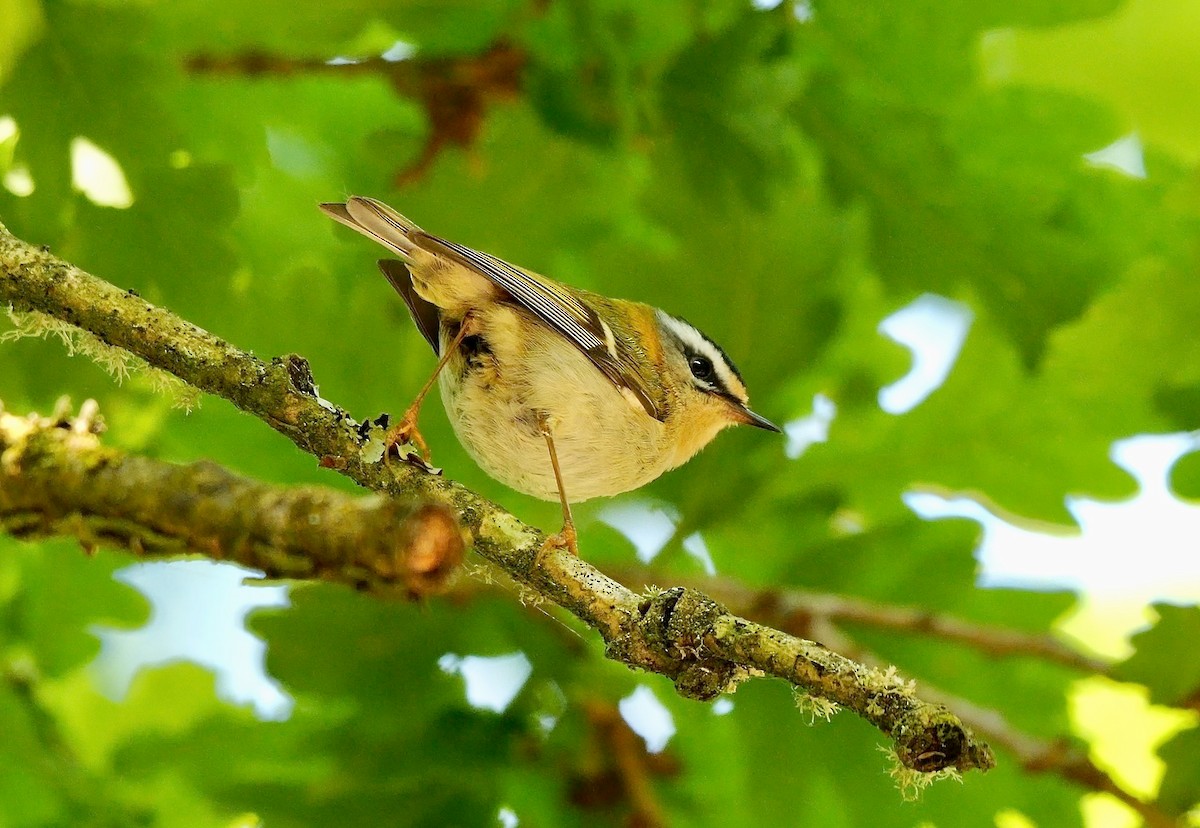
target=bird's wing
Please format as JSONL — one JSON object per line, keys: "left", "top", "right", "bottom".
{"left": 417, "top": 234, "right": 663, "bottom": 421}
{"left": 321, "top": 197, "right": 663, "bottom": 421}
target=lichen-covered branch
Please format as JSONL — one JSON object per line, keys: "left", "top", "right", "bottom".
{"left": 0, "top": 399, "right": 464, "bottom": 597}
{"left": 0, "top": 219, "right": 993, "bottom": 775}
{"left": 684, "top": 574, "right": 1110, "bottom": 674}
{"left": 807, "top": 617, "right": 1182, "bottom": 826}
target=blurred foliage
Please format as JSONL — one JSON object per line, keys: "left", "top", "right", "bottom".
{"left": 2, "top": 0, "right": 1199, "bottom": 825}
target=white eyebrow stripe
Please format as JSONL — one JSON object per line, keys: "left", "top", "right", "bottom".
{"left": 656, "top": 311, "right": 741, "bottom": 395}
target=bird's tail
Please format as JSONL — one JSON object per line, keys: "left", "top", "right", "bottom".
{"left": 319, "top": 196, "right": 423, "bottom": 262}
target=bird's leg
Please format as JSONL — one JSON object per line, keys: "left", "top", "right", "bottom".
{"left": 384, "top": 314, "right": 475, "bottom": 463}
{"left": 537, "top": 413, "right": 579, "bottom": 560}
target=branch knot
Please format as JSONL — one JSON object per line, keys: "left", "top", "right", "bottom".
{"left": 617, "top": 587, "right": 743, "bottom": 701}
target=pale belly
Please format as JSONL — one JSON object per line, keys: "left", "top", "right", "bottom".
{"left": 436, "top": 306, "right": 673, "bottom": 502}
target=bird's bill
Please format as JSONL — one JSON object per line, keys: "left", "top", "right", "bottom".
{"left": 730, "top": 402, "right": 781, "bottom": 432}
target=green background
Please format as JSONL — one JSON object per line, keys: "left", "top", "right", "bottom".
{"left": 2, "top": 0, "right": 1199, "bottom": 825}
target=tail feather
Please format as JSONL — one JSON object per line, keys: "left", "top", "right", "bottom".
{"left": 319, "top": 196, "right": 422, "bottom": 261}
{"left": 323, "top": 195, "right": 502, "bottom": 313}
{"left": 377, "top": 259, "right": 441, "bottom": 354}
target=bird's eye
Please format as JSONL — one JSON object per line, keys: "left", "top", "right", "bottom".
{"left": 689, "top": 355, "right": 715, "bottom": 383}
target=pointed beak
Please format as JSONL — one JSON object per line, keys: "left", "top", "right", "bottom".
{"left": 732, "top": 402, "right": 782, "bottom": 433}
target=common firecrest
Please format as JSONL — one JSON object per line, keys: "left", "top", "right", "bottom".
{"left": 321, "top": 196, "right": 779, "bottom": 555}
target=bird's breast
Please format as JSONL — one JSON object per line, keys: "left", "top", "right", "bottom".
{"left": 436, "top": 304, "right": 672, "bottom": 502}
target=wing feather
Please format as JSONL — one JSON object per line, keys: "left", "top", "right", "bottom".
{"left": 322, "top": 197, "right": 664, "bottom": 420}
{"left": 416, "top": 234, "right": 662, "bottom": 420}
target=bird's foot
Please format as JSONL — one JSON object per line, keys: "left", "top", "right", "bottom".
{"left": 382, "top": 406, "right": 431, "bottom": 465}
{"left": 536, "top": 522, "right": 579, "bottom": 566}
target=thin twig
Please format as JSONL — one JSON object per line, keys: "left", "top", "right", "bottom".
{"left": 683, "top": 573, "right": 1110, "bottom": 674}
{"left": 807, "top": 618, "right": 1182, "bottom": 827}
{"left": 186, "top": 43, "right": 525, "bottom": 184}
{"left": 583, "top": 700, "right": 670, "bottom": 828}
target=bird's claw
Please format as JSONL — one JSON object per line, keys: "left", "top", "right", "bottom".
{"left": 536, "top": 523, "right": 579, "bottom": 566}
{"left": 382, "top": 408, "right": 430, "bottom": 463}
{"left": 380, "top": 408, "right": 441, "bottom": 474}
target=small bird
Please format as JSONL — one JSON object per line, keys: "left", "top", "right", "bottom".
{"left": 321, "top": 196, "right": 779, "bottom": 556}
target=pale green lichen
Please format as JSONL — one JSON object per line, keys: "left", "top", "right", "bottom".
{"left": 4, "top": 307, "right": 138, "bottom": 380}
{"left": 793, "top": 689, "right": 841, "bottom": 724}
{"left": 352, "top": 422, "right": 436, "bottom": 468}
{"left": 360, "top": 435, "right": 387, "bottom": 463}
{"left": 722, "top": 665, "right": 762, "bottom": 694}
{"left": 870, "top": 664, "right": 917, "bottom": 694}
{"left": 3, "top": 307, "right": 73, "bottom": 348}
{"left": 479, "top": 510, "right": 539, "bottom": 550}
{"left": 863, "top": 665, "right": 918, "bottom": 720}
{"left": 4, "top": 308, "right": 199, "bottom": 411}
{"left": 880, "top": 745, "right": 962, "bottom": 801}
{"left": 147, "top": 369, "right": 201, "bottom": 412}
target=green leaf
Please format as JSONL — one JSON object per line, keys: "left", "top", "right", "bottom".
{"left": 5, "top": 0, "right": 1200, "bottom": 822}
{"left": 1, "top": 3, "right": 184, "bottom": 239}
{"left": 1114, "top": 604, "right": 1200, "bottom": 707}
{"left": 0, "top": 0, "right": 42, "bottom": 85}
{"left": 1156, "top": 725, "right": 1200, "bottom": 816}
{"left": 0, "top": 682, "right": 65, "bottom": 826}
{"left": 2, "top": 539, "right": 147, "bottom": 678}
{"left": 659, "top": 12, "right": 810, "bottom": 206}
{"left": 1170, "top": 448, "right": 1200, "bottom": 500}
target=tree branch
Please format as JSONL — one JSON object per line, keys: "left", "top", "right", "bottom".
{"left": 685, "top": 573, "right": 1110, "bottom": 674}
{"left": 0, "top": 398, "right": 464, "bottom": 597}
{"left": 806, "top": 617, "right": 1183, "bottom": 827}
{"left": 0, "top": 219, "right": 994, "bottom": 775}
{"left": 185, "top": 43, "right": 525, "bottom": 185}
